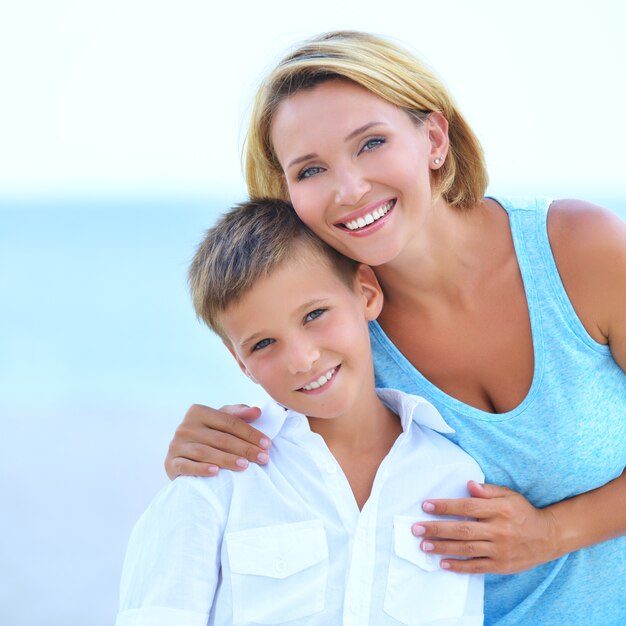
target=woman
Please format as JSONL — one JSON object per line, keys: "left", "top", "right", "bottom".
{"left": 166, "top": 31, "right": 626, "bottom": 624}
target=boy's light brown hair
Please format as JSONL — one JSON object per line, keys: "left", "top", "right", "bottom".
{"left": 189, "top": 198, "right": 359, "bottom": 342}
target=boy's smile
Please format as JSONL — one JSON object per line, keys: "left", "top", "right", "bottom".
{"left": 299, "top": 365, "right": 339, "bottom": 393}
{"left": 219, "top": 247, "right": 384, "bottom": 424}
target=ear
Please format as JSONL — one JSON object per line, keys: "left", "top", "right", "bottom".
{"left": 354, "top": 264, "right": 384, "bottom": 321}
{"left": 426, "top": 111, "right": 449, "bottom": 168}
{"left": 223, "top": 340, "right": 258, "bottom": 384}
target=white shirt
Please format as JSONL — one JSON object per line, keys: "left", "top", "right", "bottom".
{"left": 116, "top": 389, "right": 484, "bottom": 626}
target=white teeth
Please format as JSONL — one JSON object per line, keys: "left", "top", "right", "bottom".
{"left": 302, "top": 367, "right": 337, "bottom": 391}
{"left": 344, "top": 200, "right": 394, "bottom": 231}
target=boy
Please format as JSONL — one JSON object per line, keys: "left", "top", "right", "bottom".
{"left": 116, "top": 198, "right": 484, "bottom": 626}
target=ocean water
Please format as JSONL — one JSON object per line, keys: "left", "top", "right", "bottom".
{"left": 1, "top": 195, "right": 624, "bottom": 625}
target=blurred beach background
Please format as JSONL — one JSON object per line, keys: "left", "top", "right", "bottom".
{"left": 1, "top": 1, "right": 624, "bottom": 624}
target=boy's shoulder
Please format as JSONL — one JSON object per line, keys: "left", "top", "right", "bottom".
{"left": 250, "top": 397, "right": 294, "bottom": 440}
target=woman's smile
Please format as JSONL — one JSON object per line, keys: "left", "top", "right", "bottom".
{"left": 336, "top": 198, "right": 396, "bottom": 234}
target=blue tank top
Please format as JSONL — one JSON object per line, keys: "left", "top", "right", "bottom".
{"left": 370, "top": 196, "right": 626, "bottom": 625}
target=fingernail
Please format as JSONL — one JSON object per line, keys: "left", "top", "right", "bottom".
{"left": 412, "top": 524, "right": 426, "bottom": 536}
{"left": 422, "top": 541, "right": 434, "bottom": 552}
{"left": 235, "top": 458, "right": 249, "bottom": 469}
{"left": 441, "top": 561, "right": 451, "bottom": 570}
{"left": 257, "top": 452, "right": 269, "bottom": 463}
{"left": 207, "top": 465, "right": 219, "bottom": 475}
{"left": 259, "top": 437, "right": 271, "bottom": 449}
{"left": 422, "top": 501, "right": 435, "bottom": 512}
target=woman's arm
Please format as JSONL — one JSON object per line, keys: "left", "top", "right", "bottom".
{"left": 414, "top": 200, "right": 626, "bottom": 574}
{"left": 165, "top": 404, "right": 271, "bottom": 479}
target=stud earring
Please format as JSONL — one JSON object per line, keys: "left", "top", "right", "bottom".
{"left": 433, "top": 156, "right": 444, "bottom": 165}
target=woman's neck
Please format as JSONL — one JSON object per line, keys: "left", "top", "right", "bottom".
{"left": 374, "top": 197, "right": 509, "bottom": 311}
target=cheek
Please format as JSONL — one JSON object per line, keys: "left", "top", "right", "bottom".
{"left": 245, "top": 355, "right": 280, "bottom": 388}
{"left": 287, "top": 179, "right": 331, "bottom": 226}
{"left": 325, "top": 311, "right": 368, "bottom": 346}
{"left": 288, "top": 189, "right": 317, "bottom": 225}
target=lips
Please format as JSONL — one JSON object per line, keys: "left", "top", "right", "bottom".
{"left": 341, "top": 199, "right": 396, "bottom": 231}
{"left": 299, "top": 366, "right": 338, "bottom": 392}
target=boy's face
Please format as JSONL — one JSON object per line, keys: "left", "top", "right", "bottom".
{"left": 220, "top": 250, "right": 383, "bottom": 420}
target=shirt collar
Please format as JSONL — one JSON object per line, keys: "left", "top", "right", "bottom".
{"left": 375, "top": 387, "right": 455, "bottom": 434}
{"left": 253, "top": 398, "right": 291, "bottom": 440}
{"left": 255, "top": 387, "right": 453, "bottom": 441}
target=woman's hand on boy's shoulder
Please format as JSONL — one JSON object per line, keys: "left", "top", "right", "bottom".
{"left": 164, "top": 404, "right": 271, "bottom": 479}
{"left": 548, "top": 198, "right": 626, "bottom": 370}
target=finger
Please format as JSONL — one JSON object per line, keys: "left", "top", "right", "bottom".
{"left": 421, "top": 497, "right": 500, "bottom": 519}
{"left": 467, "top": 480, "right": 516, "bottom": 499}
{"left": 169, "top": 435, "right": 270, "bottom": 467}
{"left": 183, "top": 405, "right": 271, "bottom": 450}
{"left": 220, "top": 404, "right": 263, "bottom": 423}
{"left": 167, "top": 458, "right": 221, "bottom": 479}
{"left": 440, "top": 557, "right": 495, "bottom": 574}
{"left": 412, "top": 519, "right": 487, "bottom": 541}
{"left": 420, "top": 539, "right": 494, "bottom": 559}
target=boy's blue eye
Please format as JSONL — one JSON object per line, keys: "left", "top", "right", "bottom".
{"left": 252, "top": 338, "right": 274, "bottom": 352}
{"left": 305, "top": 308, "right": 326, "bottom": 322}
{"left": 297, "top": 166, "right": 324, "bottom": 181}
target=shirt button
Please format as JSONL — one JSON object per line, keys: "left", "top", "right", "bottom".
{"left": 275, "top": 558, "right": 287, "bottom": 573}
{"left": 357, "top": 528, "right": 366, "bottom": 541}
{"left": 351, "top": 602, "right": 360, "bottom": 614}
{"left": 425, "top": 554, "right": 435, "bottom": 566}
{"left": 325, "top": 462, "right": 337, "bottom": 474}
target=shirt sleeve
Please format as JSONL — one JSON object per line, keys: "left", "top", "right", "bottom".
{"left": 115, "top": 477, "right": 226, "bottom": 626}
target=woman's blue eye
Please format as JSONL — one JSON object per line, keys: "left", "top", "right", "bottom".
{"left": 305, "top": 308, "right": 326, "bottom": 322}
{"left": 252, "top": 338, "right": 274, "bottom": 352}
{"left": 297, "top": 166, "right": 324, "bottom": 181}
{"left": 360, "top": 137, "right": 386, "bottom": 153}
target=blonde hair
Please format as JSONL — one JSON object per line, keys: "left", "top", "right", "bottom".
{"left": 245, "top": 30, "right": 488, "bottom": 209}
{"left": 189, "top": 198, "right": 358, "bottom": 341}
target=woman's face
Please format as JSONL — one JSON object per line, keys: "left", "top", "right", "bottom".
{"left": 270, "top": 79, "right": 447, "bottom": 266}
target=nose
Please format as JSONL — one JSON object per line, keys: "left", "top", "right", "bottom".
{"left": 285, "top": 338, "right": 320, "bottom": 375}
{"left": 334, "top": 163, "right": 370, "bottom": 206}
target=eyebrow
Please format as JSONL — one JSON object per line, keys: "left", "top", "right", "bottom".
{"left": 239, "top": 332, "right": 264, "bottom": 351}
{"left": 285, "top": 121, "right": 385, "bottom": 170}
{"left": 345, "top": 121, "right": 384, "bottom": 142}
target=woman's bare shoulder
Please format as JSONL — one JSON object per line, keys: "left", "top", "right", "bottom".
{"left": 548, "top": 198, "right": 624, "bottom": 238}
{"left": 547, "top": 198, "right": 626, "bottom": 348}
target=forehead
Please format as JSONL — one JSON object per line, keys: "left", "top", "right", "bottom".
{"left": 270, "top": 80, "right": 405, "bottom": 151}
{"left": 219, "top": 250, "right": 355, "bottom": 340}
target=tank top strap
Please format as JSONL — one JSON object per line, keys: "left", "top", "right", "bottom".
{"left": 490, "top": 195, "right": 608, "bottom": 353}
